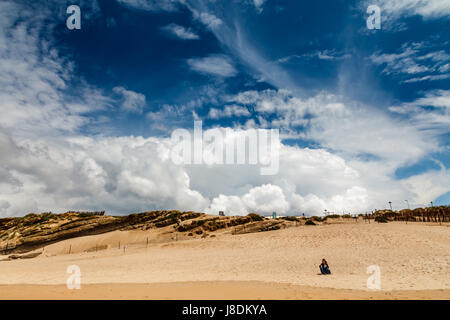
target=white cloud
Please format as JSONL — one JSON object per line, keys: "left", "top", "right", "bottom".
{"left": 0, "top": 120, "right": 445, "bottom": 217}
{"left": 0, "top": 0, "right": 209, "bottom": 217}
{"left": 0, "top": 1, "right": 112, "bottom": 138}
{"left": 187, "top": 54, "right": 237, "bottom": 77}
{"left": 389, "top": 90, "right": 450, "bottom": 137}
{"left": 404, "top": 74, "right": 450, "bottom": 83}
{"left": 185, "top": 0, "right": 301, "bottom": 93}
{"left": 369, "top": 42, "right": 450, "bottom": 82}
{"left": 278, "top": 50, "right": 351, "bottom": 64}
{"left": 113, "top": 86, "right": 146, "bottom": 113}
{"left": 161, "top": 23, "right": 200, "bottom": 40}
{"left": 192, "top": 10, "right": 223, "bottom": 29}
{"left": 0, "top": 132, "right": 210, "bottom": 216}
{"left": 242, "top": 184, "right": 289, "bottom": 214}
{"left": 207, "top": 184, "right": 290, "bottom": 217}
{"left": 208, "top": 105, "right": 250, "bottom": 119}
{"left": 252, "top": 0, "right": 267, "bottom": 13}
{"left": 401, "top": 167, "right": 450, "bottom": 207}
{"left": 369, "top": 0, "right": 450, "bottom": 20}
{"left": 117, "top": 0, "right": 181, "bottom": 12}
{"left": 207, "top": 195, "right": 247, "bottom": 215}
{"left": 228, "top": 89, "right": 435, "bottom": 166}
{"left": 396, "top": 90, "right": 450, "bottom": 109}
{"left": 360, "top": 0, "right": 450, "bottom": 31}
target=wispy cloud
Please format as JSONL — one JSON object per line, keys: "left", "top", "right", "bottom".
{"left": 187, "top": 54, "right": 238, "bottom": 77}
{"left": 369, "top": 41, "right": 450, "bottom": 82}
{"left": 113, "top": 87, "right": 146, "bottom": 114}
{"left": 389, "top": 90, "right": 450, "bottom": 136}
{"left": 116, "top": 0, "right": 181, "bottom": 12}
{"left": 0, "top": 1, "right": 111, "bottom": 137}
{"left": 368, "top": 0, "right": 450, "bottom": 20}
{"left": 404, "top": 74, "right": 450, "bottom": 83}
{"left": 208, "top": 105, "right": 250, "bottom": 119}
{"left": 278, "top": 49, "right": 351, "bottom": 64}
{"left": 161, "top": 23, "right": 200, "bottom": 40}
{"left": 192, "top": 10, "right": 223, "bottom": 29}
{"left": 359, "top": 0, "right": 450, "bottom": 32}
{"left": 252, "top": 0, "right": 267, "bottom": 13}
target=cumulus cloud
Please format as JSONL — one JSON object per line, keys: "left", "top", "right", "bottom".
{"left": 187, "top": 54, "right": 238, "bottom": 77}
{"left": 242, "top": 184, "right": 289, "bottom": 214}
{"left": 0, "top": 120, "right": 445, "bottom": 217}
{"left": 0, "top": 122, "right": 370, "bottom": 217}
{"left": 0, "top": 131, "right": 210, "bottom": 217}
{"left": 207, "top": 195, "right": 247, "bottom": 215}
{"left": 161, "top": 23, "right": 200, "bottom": 40}
{"left": 206, "top": 184, "right": 289, "bottom": 216}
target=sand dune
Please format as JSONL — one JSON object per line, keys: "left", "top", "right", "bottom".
{"left": 0, "top": 221, "right": 449, "bottom": 299}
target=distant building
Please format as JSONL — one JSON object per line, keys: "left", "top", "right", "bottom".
{"left": 219, "top": 211, "right": 225, "bottom": 216}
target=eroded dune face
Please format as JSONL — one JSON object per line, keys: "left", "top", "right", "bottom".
{"left": 2, "top": 207, "right": 449, "bottom": 257}
{"left": 0, "top": 210, "right": 296, "bottom": 256}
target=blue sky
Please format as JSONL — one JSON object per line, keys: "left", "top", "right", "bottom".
{"left": 0, "top": 0, "right": 448, "bottom": 216}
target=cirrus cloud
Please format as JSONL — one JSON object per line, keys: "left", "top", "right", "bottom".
{"left": 187, "top": 54, "right": 238, "bottom": 77}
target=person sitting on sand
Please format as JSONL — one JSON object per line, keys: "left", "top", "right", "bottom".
{"left": 319, "top": 258, "right": 331, "bottom": 275}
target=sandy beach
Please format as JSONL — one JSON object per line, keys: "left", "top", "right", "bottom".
{"left": 1, "top": 221, "right": 449, "bottom": 299}
{"left": 1, "top": 282, "right": 449, "bottom": 300}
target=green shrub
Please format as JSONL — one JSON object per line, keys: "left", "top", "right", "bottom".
{"left": 311, "top": 216, "right": 323, "bottom": 222}
{"left": 305, "top": 220, "right": 316, "bottom": 225}
{"left": 282, "top": 216, "right": 299, "bottom": 222}
{"left": 40, "top": 212, "right": 57, "bottom": 221}
{"left": 77, "top": 213, "right": 93, "bottom": 218}
{"left": 375, "top": 216, "right": 388, "bottom": 223}
{"left": 166, "top": 212, "right": 182, "bottom": 220}
{"left": 247, "top": 213, "right": 264, "bottom": 221}
{"left": 326, "top": 214, "right": 340, "bottom": 219}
